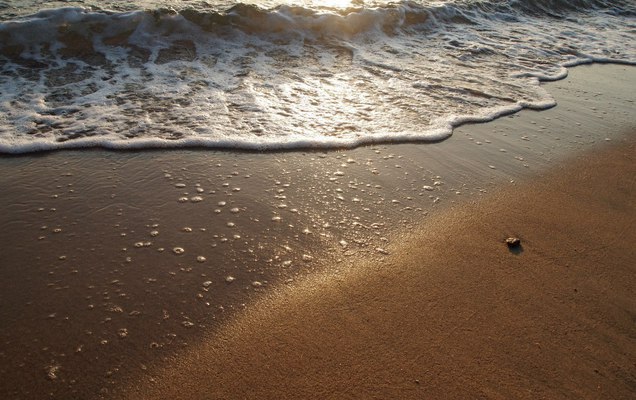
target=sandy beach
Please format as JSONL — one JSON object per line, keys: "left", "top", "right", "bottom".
{"left": 120, "top": 136, "right": 635, "bottom": 400}
{"left": 0, "top": 64, "right": 635, "bottom": 399}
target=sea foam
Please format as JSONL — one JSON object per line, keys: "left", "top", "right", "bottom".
{"left": 0, "top": 0, "right": 634, "bottom": 153}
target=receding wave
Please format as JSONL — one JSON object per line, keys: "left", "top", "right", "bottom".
{"left": 0, "top": 0, "right": 634, "bottom": 153}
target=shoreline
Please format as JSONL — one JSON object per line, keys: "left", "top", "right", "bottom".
{"left": 0, "top": 64, "right": 634, "bottom": 399}
{"left": 0, "top": 61, "right": 633, "bottom": 156}
{"left": 120, "top": 136, "right": 636, "bottom": 400}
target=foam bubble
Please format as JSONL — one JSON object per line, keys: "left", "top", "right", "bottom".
{"left": 46, "top": 364, "right": 61, "bottom": 380}
{"left": 0, "top": 2, "right": 633, "bottom": 154}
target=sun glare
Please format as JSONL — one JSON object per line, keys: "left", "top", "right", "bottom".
{"left": 319, "top": 0, "right": 353, "bottom": 7}
{"left": 305, "top": 0, "right": 355, "bottom": 9}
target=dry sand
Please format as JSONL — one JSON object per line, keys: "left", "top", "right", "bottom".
{"left": 119, "top": 137, "right": 636, "bottom": 400}
{"left": 0, "top": 64, "right": 634, "bottom": 399}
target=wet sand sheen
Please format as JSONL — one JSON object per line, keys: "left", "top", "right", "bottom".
{"left": 120, "top": 138, "right": 636, "bottom": 400}
{"left": 0, "top": 65, "right": 634, "bottom": 399}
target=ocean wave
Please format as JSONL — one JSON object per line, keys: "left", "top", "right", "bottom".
{"left": 1, "top": 0, "right": 633, "bottom": 48}
{"left": 0, "top": 0, "right": 634, "bottom": 153}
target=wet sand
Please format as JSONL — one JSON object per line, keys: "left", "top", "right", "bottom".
{"left": 0, "top": 64, "right": 634, "bottom": 399}
{"left": 119, "top": 136, "right": 636, "bottom": 400}
{"left": 119, "top": 65, "right": 635, "bottom": 399}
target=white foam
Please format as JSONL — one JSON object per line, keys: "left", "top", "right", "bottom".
{"left": 0, "top": 1, "right": 634, "bottom": 153}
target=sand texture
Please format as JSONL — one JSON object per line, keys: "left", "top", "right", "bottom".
{"left": 0, "top": 65, "right": 634, "bottom": 399}
{"left": 118, "top": 137, "right": 636, "bottom": 400}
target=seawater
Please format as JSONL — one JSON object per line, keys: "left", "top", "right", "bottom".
{"left": 0, "top": 0, "right": 634, "bottom": 153}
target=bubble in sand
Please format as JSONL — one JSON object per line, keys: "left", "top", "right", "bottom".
{"left": 46, "top": 365, "right": 61, "bottom": 380}
{"left": 302, "top": 254, "right": 314, "bottom": 262}
{"left": 178, "top": 197, "right": 189, "bottom": 203}
{"left": 334, "top": 171, "right": 345, "bottom": 176}
{"left": 196, "top": 187, "right": 205, "bottom": 193}
{"left": 117, "top": 328, "right": 128, "bottom": 338}
{"left": 197, "top": 256, "right": 206, "bottom": 263}
{"left": 182, "top": 227, "right": 193, "bottom": 232}
{"left": 271, "top": 216, "right": 282, "bottom": 222}
{"left": 230, "top": 207, "right": 240, "bottom": 214}
{"left": 251, "top": 281, "right": 263, "bottom": 288}
{"left": 225, "top": 276, "right": 235, "bottom": 283}
{"left": 175, "top": 183, "right": 186, "bottom": 188}
{"left": 191, "top": 196, "right": 203, "bottom": 203}
{"left": 173, "top": 247, "right": 185, "bottom": 255}
{"left": 218, "top": 201, "right": 227, "bottom": 207}
{"left": 226, "top": 222, "right": 235, "bottom": 228}
{"left": 181, "top": 321, "right": 194, "bottom": 328}
{"left": 53, "top": 228, "right": 62, "bottom": 233}
{"left": 423, "top": 185, "right": 434, "bottom": 191}
{"left": 202, "top": 281, "right": 212, "bottom": 288}
{"left": 134, "top": 242, "right": 144, "bottom": 248}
